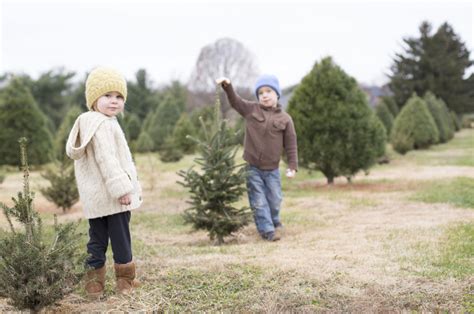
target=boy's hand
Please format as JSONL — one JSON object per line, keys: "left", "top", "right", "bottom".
{"left": 119, "top": 194, "right": 131, "bottom": 205}
{"left": 286, "top": 169, "right": 296, "bottom": 179}
{"left": 215, "top": 77, "right": 231, "bottom": 87}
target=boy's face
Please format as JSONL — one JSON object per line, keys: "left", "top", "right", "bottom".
{"left": 257, "top": 86, "right": 278, "bottom": 108}
{"left": 95, "top": 91, "right": 125, "bottom": 117}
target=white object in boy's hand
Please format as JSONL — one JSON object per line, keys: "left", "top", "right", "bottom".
{"left": 286, "top": 169, "right": 296, "bottom": 179}
{"left": 215, "top": 77, "right": 231, "bottom": 86}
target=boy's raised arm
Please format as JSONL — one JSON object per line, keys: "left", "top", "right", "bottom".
{"left": 216, "top": 77, "right": 255, "bottom": 117}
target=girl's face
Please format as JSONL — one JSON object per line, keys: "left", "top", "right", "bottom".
{"left": 257, "top": 86, "right": 278, "bottom": 108}
{"left": 95, "top": 91, "right": 125, "bottom": 117}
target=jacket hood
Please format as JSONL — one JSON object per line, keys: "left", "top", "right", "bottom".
{"left": 66, "top": 111, "right": 111, "bottom": 160}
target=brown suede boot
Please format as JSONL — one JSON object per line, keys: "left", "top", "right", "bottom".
{"left": 85, "top": 265, "right": 106, "bottom": 300}
{"left": 114, "top": 261, "right": 140, "bottom": 294}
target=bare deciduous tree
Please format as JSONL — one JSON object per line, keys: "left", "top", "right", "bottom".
{"left": 188, "top": 38, "right": 260, "bottom": 118}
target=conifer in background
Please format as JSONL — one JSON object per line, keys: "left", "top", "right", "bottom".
{"left": 0, "top": 138, "right": 85, "bottom": 311}
{"left": 391, "top": 94, "right": 439, "bottom": 154}
{"left": 423, "top": 92, "right": 454, "bottom": 143}
{"left": 0, "top": 78, "right": 53, "bottom": 165}
{"left": 375, "top": 100, "right": 394, "bottom": 136}
{"left": 178, "top": 89, "right": 251, "bottom": 244}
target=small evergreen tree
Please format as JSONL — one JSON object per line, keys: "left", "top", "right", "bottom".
{"left": 122, "top": 112, "right": 142, "bottom": 142}
{"left": 287, "top": 57, "right": 387, "bottom": 184}
{"left": 375, "top": 100, "right": 394, "bottom": 136}
{"left": 178, "top": 90, "right": 251, "bottom": 244}
{"left": 424, "top": 92, "right": 453, "bottom": 143}
{"left": 0, "top": 77, "right": 54, "bottom": 165}
{"left": 391, "top": 94, "right": 439, "bottom": 154}
{"left": 40, "top": 158, "right": 79, "bottom": 212}
{"left": 0, "top": 138, "right": 85, "bottom": 311}
{"left": 172, "top": 113, "right": 197, "bottom": 154}
{"left": 160, "top": 136, "right": 184, "bottom": 163}
{"left": 136, "top": 131, "right": 155, "bottom": 153}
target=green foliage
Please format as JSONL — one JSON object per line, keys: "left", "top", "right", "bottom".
{"left": 172, "top": 113, "right": 197, "bottom": 154}
{"left": 391, "top": 94, "right": 439, "bottom": 154}
{"left": 126, "top": 69, "right": 161, "bottom": 120}
{"left": 375, "top": 100, "right": 394, "bottom": 136}
{"left": 0, "top": 138, "right": 85, "bottom": 311}
{"left": 135, "top": 131, "right": 155, "bottom": 153}
{"left": 423, "top": 92, "right": 454, "bottom": 143}
{"left": 54, "top": 106, "right": 83, "bottom": 161}
{"left": 144, "top": 95, "right": 184, "bottom": 151}
{"left": 381, "top": 96, "right": 399, "bottom": 117}
{"left": 389, "top": 21, "right": 474, "bottom": 114}
{"left": 190, "top": 106, "right": 216, "bottom": 140}
{"left": 160, "top": 136, "right": 184, "bottom": 163}
{"left": 122, "top": 113, "right": 141, "bottom": 142}
{"left": 178, "top": 92, "right": 251, "bottom": 244}
{"left": 287, "top": 57, "right": 387, "bottom": 184}
{"left": 40, "top": 158, "right": 79, "bottom": 212}
{"left": 450, "top": 111, "right": 462, "bottom": 131}
{"left": 0, "top": 77, "right": 54, "bottom": 165}
{"left": 461, "top": 113, "right": 474, "bottom": 129}
{"left": 0, "top": 170, "right": 5, "bottom": 185}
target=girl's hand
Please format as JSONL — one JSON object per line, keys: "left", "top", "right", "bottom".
{"left": 119, "top": 194, "right": 131, "bottom": 205}
{"left": 215, "top": 77, "right": 231, "bottom": 86}
{"left": 286, "top": 169, "right": 296, "bottom": 179}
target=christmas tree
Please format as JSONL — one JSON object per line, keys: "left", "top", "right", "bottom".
{"left": 0, "top": 138, "right": 85, "bottom": 311}
{"left": 178, "top": 89, "right": 251, "bottom": 244}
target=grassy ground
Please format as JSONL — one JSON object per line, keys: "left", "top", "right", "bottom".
{"left": 0, "top": 129, "right": 473, "bottom": 312}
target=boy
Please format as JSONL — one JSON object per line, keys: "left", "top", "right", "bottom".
{"left": 216, "top": 74, "right": 298, "bottom": 241}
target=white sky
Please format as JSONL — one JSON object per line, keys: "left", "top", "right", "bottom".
{"left": 1, "top": 0, "right": 473, "bottom": 89}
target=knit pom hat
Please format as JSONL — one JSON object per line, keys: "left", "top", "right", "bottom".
{"left": 254, "top": 74, "right": 281, "bottom": 99}
{"left": 85, "top": 67, "right": 127, "bottom": 110}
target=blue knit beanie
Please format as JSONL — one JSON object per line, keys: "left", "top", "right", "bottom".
{"left": 254, "top": 74, "right": 281, "bottom": 99}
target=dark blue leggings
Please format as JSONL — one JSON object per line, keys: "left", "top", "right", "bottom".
{"left": 86, "top": 211, "right": 132, "bottom": 269}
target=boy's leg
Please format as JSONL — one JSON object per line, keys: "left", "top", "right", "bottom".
{"left": 107, "top": 211, "right": 132, "bottom": 264}
{"left": 86, "top": 217, "right": 109, "bottom": 269}
{"left": 247, "top": 166, "right": 274, "bottom": 236}
{"left": 264, "top": 168, "right": 283, "bottom": 228}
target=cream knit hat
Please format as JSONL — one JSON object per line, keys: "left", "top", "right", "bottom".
{"left": 85, "top": 67, "right": 127, "bottom": 110}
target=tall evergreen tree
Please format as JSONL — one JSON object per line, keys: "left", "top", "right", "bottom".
{"left": 287, "top": 57, "right": 386, "bottom": 184}
{"left": 0, "top": 138, "right": 85, "bottom": 311}
{"left": 127, "top": 69, "right": 161, "bottom": 120}
{"left": 178, "top": 90, "right": 251, "bottom": 244}
{"left": 389, "top": 21, "right": 473, "bottom": 114}
{"left": 0, "top": 77, "right": 53, "bottom": 165}
{"left": 172, "top": 113, "right": 197, "bottom": 154}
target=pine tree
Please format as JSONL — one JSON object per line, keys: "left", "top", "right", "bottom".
{"left": 172, "top": 113, "right": 197, "bottom": 154}
{"left": 178, "top": 89, "right": 251, "bottom": 244}
{"left": 287, "top": 57, "right": 387, "bottom": 184}
{"left": 40, "top": 158, "right": 79, "bottom": 212}
{"left": 389, "top": 21, "right": 473, "bottom": 114}
{"left": 375, "top": 100, "right": 394, "bottom": 136}
{"left": 391, "top": 94, "right": 439, "bottom": 154}
{"left": 424, "top": 92, "right": 454, "bottom": 143}
{"left": 381, "top": 96, "right": 399, "bottom": 117}
{"left": 0, "top": 138, "right": 85, "bottom": 311}
{"left": 450, "top": 111, "right": 462, "bottom": 131}
{"left": 0, "top": 77, "right": 54, "bottom": 165}
{"left": 160, "top": 136, "right": 183, "bottom": 163}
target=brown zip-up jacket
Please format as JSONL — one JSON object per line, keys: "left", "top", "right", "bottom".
{"left": 223, "top": 83, "right": 298, "bottom": 171}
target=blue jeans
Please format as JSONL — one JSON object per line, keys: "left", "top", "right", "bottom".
{"left": 246, "top": 165, "right": 282, "bottom": 235}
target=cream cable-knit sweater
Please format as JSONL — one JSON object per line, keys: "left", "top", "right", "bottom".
{"left": 66, "top": 111, "right": 142, "bottom": 219}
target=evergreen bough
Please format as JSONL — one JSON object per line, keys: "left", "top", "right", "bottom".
{"left": 0, "top": 138, "right": 85, "bottom": 311}
{"left": 178, "top": 89, "right": 251, "bottom": 244}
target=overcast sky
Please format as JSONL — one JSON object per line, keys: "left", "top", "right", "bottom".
{"left": 1, "top": 0, "right": 473, "bottom": 89}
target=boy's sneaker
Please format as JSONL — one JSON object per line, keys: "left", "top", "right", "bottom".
{"left": 262, "top": 231, "right": 280, "bottom": 242}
